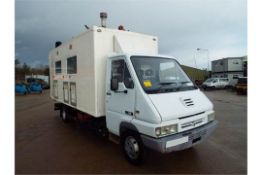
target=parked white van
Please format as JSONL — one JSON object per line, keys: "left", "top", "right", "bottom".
{"left": 202, "top": 78, "right": 229, "bottom": 90}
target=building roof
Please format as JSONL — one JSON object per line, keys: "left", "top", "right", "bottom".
{"left": 212, "top": 56, "right": 247, "bottom": 62}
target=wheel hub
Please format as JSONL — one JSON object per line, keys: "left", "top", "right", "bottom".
{"left": 125, "top": 136, "right": 139, "bottom": 159}
{"left": 62, "top": 109, "right": 66, "bottom": 120}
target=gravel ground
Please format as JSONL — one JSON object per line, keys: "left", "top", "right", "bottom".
{"left": 15, "top": 89, "right": 247, "bottom": 174}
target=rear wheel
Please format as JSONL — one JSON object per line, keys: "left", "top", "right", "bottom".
{"left": 121, "top": 131, "right": 145, "bottom": 165}
{"left": 61, "top": 106, "right": 69, "bottom": 122}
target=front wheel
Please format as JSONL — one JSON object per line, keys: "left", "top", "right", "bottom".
{"left": 121, "top": 132, "right": 145, "bottom": 165}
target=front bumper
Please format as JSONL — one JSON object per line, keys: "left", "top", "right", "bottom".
{"left": 141, "top": 120, "right": 218, "bottom": 153}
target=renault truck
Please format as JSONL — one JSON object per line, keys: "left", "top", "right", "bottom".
{"left": 49, "top": 13, "right": 217, "bottom": 165}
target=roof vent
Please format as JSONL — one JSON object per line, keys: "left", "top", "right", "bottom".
{"left": 100, "top": 12, "right": 107, "bottom": 28}
{"left": 55, "top": 41, "right": 62, "bottom": 48}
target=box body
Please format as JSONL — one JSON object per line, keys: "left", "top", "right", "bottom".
{"left": 49, "top": 26, "right": 158, "bottom": 117}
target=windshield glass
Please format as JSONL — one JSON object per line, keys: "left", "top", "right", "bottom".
{"left": 131, "top": 56, "right": 196, "bottom": 94}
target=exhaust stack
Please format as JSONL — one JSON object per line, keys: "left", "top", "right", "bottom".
{"left": 100, "top": 12, "right": 107, "bottom": 28}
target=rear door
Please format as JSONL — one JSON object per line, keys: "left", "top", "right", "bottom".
{"left": 105, "top": 56, "right": 136, "bottom": 135}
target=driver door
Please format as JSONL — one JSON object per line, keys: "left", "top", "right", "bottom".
{"left": 105, "top": 57, "right": 136, "bottom": 135}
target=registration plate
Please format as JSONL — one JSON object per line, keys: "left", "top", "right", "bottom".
{"left": 166, "top": 136, "right": 189, "bottom": 148}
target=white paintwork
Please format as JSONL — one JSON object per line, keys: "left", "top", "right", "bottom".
{"left": 148, "top": 89, "right": 213, "bottom": 122}
{"left": 49, "top": 26, "right": 157, "bottom": 117}
{"left": 49, "top": 25, "right": 215, "bottom": 140}
{"left": 105, "top": 56, "right": 136, "bottom": 135}
{"left": 105, "top": 54, "right": 214, "bottom": 137}
{"left": 166, "top": 136, "right": 189, "bottom": 148}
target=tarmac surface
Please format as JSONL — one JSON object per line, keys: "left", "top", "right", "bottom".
{"left": 15, "top": 90, "right": 247, "bottom": 174}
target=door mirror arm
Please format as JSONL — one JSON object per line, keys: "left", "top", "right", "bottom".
{"left": 111, "top": 78, "right": 119, "bottom": 91}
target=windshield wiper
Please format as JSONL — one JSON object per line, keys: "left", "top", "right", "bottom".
{"left": 159, "top": 82, "right": 176, "bottom": 85}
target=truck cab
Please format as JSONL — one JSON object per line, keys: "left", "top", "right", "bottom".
{"left": 106, "top": 54, "right": 217, "bottom": 164}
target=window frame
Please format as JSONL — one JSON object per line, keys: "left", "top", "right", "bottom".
{"left": 55, "top": 60, "right": 62, "bottom": 74}
{"left": 67, "top": 56, "right": 77, "bottom": 74}
{"left": 111, "top": 59, "right": 134, "bottom": 89}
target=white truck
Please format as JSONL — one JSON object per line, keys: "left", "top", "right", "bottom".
{"left": 49, "top": 13, "right": 217, "bottom": 165}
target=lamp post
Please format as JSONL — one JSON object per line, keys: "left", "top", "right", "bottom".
{"left": 196, "top": 48, "right": 210, "bottom": 70}
{"left": 196, "top": 48, "right": 210, "bottom": 78}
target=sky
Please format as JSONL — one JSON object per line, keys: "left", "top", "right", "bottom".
{"left": 15, "top": 0, "right": 247, "bottom": 69}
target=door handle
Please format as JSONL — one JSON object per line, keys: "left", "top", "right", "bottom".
{"left": 115, "top": 90, "right": 128, "bottom": 94}
{"left": 106, "top": 92, "right": 111, "bottom": 96}
{"left": 125, "top": 111, "right": 133, "bottom": 116}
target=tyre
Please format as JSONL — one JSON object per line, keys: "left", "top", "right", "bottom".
{"left": 61, "top": 106, "right": 69, "bottom": 122}
{"left": 121, "top": 131, "right": 145, "bottom": 165}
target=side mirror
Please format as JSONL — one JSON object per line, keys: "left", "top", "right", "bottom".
{"left": 111, "top": 78, "right": 119, "bottom": 91}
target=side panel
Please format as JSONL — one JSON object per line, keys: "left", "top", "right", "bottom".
{"left": 53, "top": 80, "right": 58, "bottom": 98}
{"left": 228, "top": 58, "right": 243, "bottom": 71}
{"left": 94, "top": 29, "right": 113, "bottom": 116}
{"left": 49, "top": 30, "right": 98, "bottom": 116}
{"left": 70, "top": 82, "right": 77, "bottom": 106}
{"left": 63, "top": 82, "right": 69, "bottom": 103}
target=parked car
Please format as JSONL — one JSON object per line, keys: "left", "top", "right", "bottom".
{"left": 236, "top": 77, "right": 247, "bottom": 95}
{"left": 202, "top": 78, "right": 229, "bottom": 90}
{"left": 15, "top": 83, "right": 30, "bottom": 95}
{"left": 27, "top": 78, "right": 50, "bottom": 89}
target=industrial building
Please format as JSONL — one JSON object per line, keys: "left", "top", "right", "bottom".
{"left": 211, "top": 56, "right": 247, "bottom": 79}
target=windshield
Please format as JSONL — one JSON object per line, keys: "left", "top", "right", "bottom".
{"left": 131, "top": 56, "right": 196, "bottom": 94}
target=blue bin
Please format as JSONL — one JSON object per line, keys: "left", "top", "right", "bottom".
{"left": 15, "top": 83, "right": 28, "bottom": 95}
{"left": 30, "top": 82, "right": 43, "bottom": 93}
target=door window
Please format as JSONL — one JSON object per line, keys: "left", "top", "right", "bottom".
{"left": 111, "top": 60, "right": 124, "bottom": 82}
{"left": 111, "top": 60, "right": 134, "bottom": 89}
{"left": 123, "top": 63, "right": 134, "bottom": 89}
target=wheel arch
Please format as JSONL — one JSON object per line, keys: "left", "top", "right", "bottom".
{"left": 119, "top": 122, "right": 139, "bottom": 137}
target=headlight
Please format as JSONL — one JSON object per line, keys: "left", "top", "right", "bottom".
{"left": 208, "top": 112, "right": 215, "bottom": 122}
{"left": 155, "top": 124, "right": 178, "bottom": 137}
